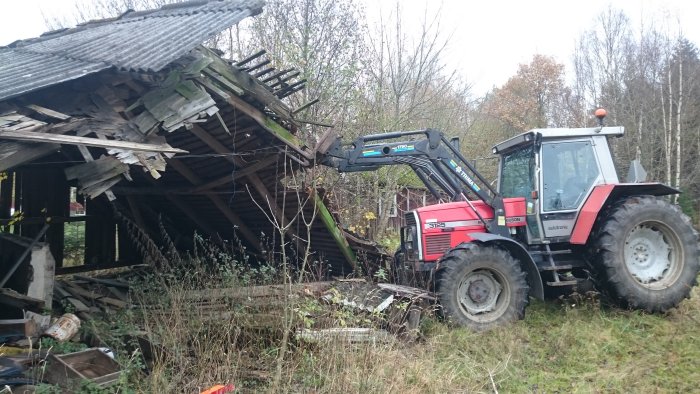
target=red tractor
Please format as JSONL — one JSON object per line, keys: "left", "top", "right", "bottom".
{"left": 319, "top": 110, "right": 700, "bottom": 330}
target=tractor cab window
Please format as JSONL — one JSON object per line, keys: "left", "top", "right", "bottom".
{"left": 541, "top": 140, "right": 600, "bottom": 211}
{"left": 499, "top": 145, "right": 535, "bottom": 198}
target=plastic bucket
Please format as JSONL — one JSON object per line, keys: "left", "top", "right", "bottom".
{"left": 44, "top": 313, "right": 81, "bottom": 342}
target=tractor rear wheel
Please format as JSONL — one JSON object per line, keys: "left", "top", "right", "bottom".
{"left": 436, "top": 245, "right": 529, "bottom": 330}
{"left": 593, "top": 196, "right": 700, "bottom": 311}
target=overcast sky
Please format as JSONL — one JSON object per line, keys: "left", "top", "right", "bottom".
{"left": 1, "top": 0, "right": 698, "bottom": 95}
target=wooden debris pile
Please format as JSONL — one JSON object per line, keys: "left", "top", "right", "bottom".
{"left": 1, "top": 269, "right": 435, "bottom": 390}
{"left": 149, "top": 279, "right": 436, "bottom": 342}
{"left": 51, "top": 271, "right": 434, "bottom": 343}
{"left": 52, "top": 271, "right": 141, "bottom": 320}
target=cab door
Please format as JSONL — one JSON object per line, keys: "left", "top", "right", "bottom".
{"left": 539, "top": 139, "right": 602, "bottom": 240}
{"left": 499, "top": 144, "right": 543, "bottom": 242}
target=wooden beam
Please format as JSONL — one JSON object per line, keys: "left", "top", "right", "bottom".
{"left": 141, "top": 175, "right": 221, "bottom": 241}
{"left": 126, "top": 195, "right": 147, "bottom": 230}
{"left": 188, "top": 125, "right": 299, "bottom": 239}
{"left": 194, "top": 77, "right": 312, "bottom": 160}
{"left": 25, "top": 104, "right": 71, "bottom": 120}
{"left": 189, "top": 155, "right": 278, "bottom": 193}
{"left": 0, "top": 130, "right": 187, "bottom": 154}
{"left": 165, "top": 158, "right": 261, "bottom": 250}
{"left": 0, "top": 142, "right": 60, "bottom": 172}
{"left": 76, "top": 145, "right": 117, "bottom": 202}
{"left": 312, "top": 193, "right": 357, "bottom": 271}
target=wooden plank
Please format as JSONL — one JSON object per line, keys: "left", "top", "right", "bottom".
{"left": 0, "top": 130, "right": 187, "bottom": 154}
{"left": 72, "top": 275, "right": 129, "bottom": 289}
{"left": 83, "top": 177, "right": 123, "bottom": 199}
{"left": 0, "top": 288, "right": 45, "bottom": 312}
{"left": 296, "top": 328, "right": 393, "bottom": 344}
{"left": 64, "top": 156, "right": 127, "bottom": 184}
{"left": 181, "top": 282, "right": 333, "bottom": 302}
{"left": 0, "top": 318, "right": 38, "bottom": 339}
{"left": 75, "top": 147, "right": 117, "bottom": 201}
{"left": 0, "top": 142, "right": 61, "bottom": 172}
{"left": 106, "top": 287, "right": 128, "bottom": 302}
{"left": 62, "top": 282, "right": 128, "bottom": 309}
{"left": 25, "top": 104, "right": 71, "bottom": 120}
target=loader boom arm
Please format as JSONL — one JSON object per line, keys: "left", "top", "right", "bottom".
{"left": 316, "top": 128, "right": 510, "bottom": 236}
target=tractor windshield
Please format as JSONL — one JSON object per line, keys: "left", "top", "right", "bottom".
{"left": 499, "top": 145, "right": 535, "bottom": 198}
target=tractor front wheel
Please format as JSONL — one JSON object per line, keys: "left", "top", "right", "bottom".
{"left": 436, "top": 245, "right": 529, "bottom": 330}
{"left": 593, "top": 196, "right": 700, "bottom": 311}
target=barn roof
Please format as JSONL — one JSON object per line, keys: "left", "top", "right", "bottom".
{"left": 0, "top": 0, "right": 264, "bottom": 101}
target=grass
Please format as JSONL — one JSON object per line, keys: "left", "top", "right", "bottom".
{"left": 275, "top": 290, "right": 700, "bottom": 393}
{"left": 58, "top": 234, "right": 700, "bottom": 393}
{"left": 76, "top": 278, "right": 700, "bottom": 393}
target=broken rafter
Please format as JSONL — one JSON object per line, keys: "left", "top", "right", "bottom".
{"left": 253, "top": 67, "right": 276, "bottom": 79}
{"left": 267, "top": 71, "right": 301, "bottom": 89}
{"left": 188, "top": 125, "right": 300, "bottom": 241}
{"left": 292, "top": 99, "right": 320, "bottom": 115}
{"left": 0, "top": 142, "right": 61, "bottom": 172}
{"left": 246, "top": 59, "right": 271, "bottom": 73}
{"left": 261, "top": 68, "right": 294, "bottom": 84}
{"left": 199, "top": 48, "right": 297, "bottom": 123}
{"left": 189, "top": 155, "right": 279, "bottom": 193}
{"left": 311, "top": 191, "right": 357, "bottom": 271}
{"left": 165, "top": 158, "right": 261, "bottom": 251}
{"left": 235, "top": 50, "right": 266, "bottom": 67}
{"left": 25, "top": 104, "right": 71, "bottom": 120}
{"left": 0, "top": 130, "right": 187, "bottom": 154}
{"left": 199, "top": 80, "right": 312, "bottom": 160}
{"left": 141, "top": 175, "right": 222, "bottom": 242}
{"left": 275, "top": 79, "right": 307, "bottom": 98}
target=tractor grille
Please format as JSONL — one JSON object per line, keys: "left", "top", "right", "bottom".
{"left": 425, "top": 234, "right": 452, "bottom": 255}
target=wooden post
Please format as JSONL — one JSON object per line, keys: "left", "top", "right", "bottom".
{"left": 0, "top": 171, "right": 13, "bottom": 220}
{"left": 85, "top": 195, "right": 116, "bottom": 266}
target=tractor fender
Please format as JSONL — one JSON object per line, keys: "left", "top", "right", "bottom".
{"left": 454, "top": 232, "right": 544, "bottom": 301}
{"left": 570, "top": 183, "right": 680, "bottom": 245}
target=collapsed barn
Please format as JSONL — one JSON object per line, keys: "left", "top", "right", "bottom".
{"left": 0, "top": 0, "right": 384, "bottom": 317}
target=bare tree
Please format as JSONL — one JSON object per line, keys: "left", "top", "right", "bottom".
{"left": 350, "top": 2, "right": 468, "bottom": 237}
{"left": 238, "top": 0, "right": 364, "bottom": 137}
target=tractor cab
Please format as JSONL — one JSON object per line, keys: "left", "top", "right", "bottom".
{"left": 493, "top": 125, "right": 623, "bottom": 244}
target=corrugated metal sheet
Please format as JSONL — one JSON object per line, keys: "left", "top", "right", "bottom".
{"left": 0, "top": 0, "right": 264, "bottom": 101}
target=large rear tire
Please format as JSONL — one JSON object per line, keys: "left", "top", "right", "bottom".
{"left": 436, "top": 245, "right": 529, "bottom": 331}
{"left": 593, "top": 196, "right": 700, "bottom": 311}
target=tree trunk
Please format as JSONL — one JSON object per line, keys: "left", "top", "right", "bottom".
{"left": 674, "top": 55, "right": 683, "bottom": 204}
{"left": 664, "top": 62, "right": 672, "bottom": 186}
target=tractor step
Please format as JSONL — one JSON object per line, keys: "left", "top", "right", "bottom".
{"left": 546, "top": 280, "right": 578, "bottom": 287}
{"left": 539, "top": 264, "right": 574, "bottom": 271}
{"left": 530, "top": 249, "right": 572, "bottom": 256}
